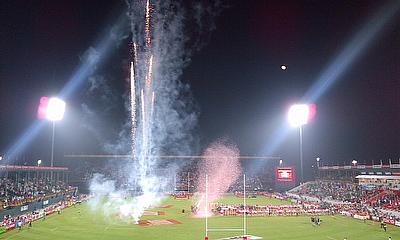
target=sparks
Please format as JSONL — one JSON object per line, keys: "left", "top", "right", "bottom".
{"left": 140, "top": 88, "right": 146, "bottom": 148}
{"left": 149, "top": 91, "right": 155, "bottom": 126}
{"left": 145, "top": 0, "right": 151, "bottom": 49}
{"left": 151, "top": 91, "right": 155, "bottom": 118}
{"left": 130, "top": 61, "right": 136, "bottom": 159}
{"left": 133, "top": 42, "right": 138, "bottom": 67}
{"left": 146, "top": 55, "right": 154, "bottom": 93}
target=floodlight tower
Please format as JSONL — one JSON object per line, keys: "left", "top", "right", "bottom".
{"left": 46, "top": 97, "right": 66, "bottom": 181}
{"left": 37, "top": 159, "right": 42, "bottom": 182}
{"left": 352, "top": 159, "right": 357, "bottom": 166}
{"left": 288, "top": 104, "right": 310, "bottom": 184}
{"left": 316, "top": 157, "right": 320, "bottom": 167}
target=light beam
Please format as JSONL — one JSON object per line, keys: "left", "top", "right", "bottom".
{"left": 261, "top": 1, "right": 400, "bottom": 157}
{"left": 4, "top": 12, "right": 128, "bottom": 161}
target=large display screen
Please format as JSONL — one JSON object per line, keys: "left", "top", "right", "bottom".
{"left": 276, "top": 167, "right": 295, "bottom": 182}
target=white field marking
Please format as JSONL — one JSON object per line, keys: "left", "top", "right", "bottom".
{"left": 106, "top": 227, "right": 133, "bottom": 230}
{"left": 46, "top": 227, "right": 87, "bottom": 231}
{"left": 327, "top": 236, "right": 337, "bottom": 240}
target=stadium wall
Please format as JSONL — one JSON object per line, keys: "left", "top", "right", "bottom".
{"left": 0, "top": 195, "right": 65, "bottom": 220}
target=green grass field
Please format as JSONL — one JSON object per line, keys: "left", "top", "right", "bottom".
{"left": 2, "top": 196, "right": 399, "bottom": 240}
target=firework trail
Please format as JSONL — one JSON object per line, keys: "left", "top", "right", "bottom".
{"left": 140, "top": 88, "right": 146, "bottom": 155}
{"left": 145, "top": 0, "right": 152, "bottom": 49}
{"left": 130, "top": 61, "right": 136, "bottom": 159}
{"left": 151, "top": 91, "right": 155, "bottom": 120}
{"left": 145, "top": 55, "right": 154, "bottom": 151}
{"left": 89, "top": 0, "right": 221, "bottom": 224}
{"left": 146, "top": 55, "right": 154, "bottom": 92}
{"left": 148, "top": 91, "right": 155, "bottom": 153}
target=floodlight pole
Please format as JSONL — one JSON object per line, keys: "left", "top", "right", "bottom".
{"left": 50, "top": 121, "right": 55, "bottom": 181}
{"left": 205, "top": 174, "right": 208, "bottom": 238}
{"left": 299, "top": 126, "right": 304, "bottom": 184}
{"left": 243, "top": 174, "right": 246, "bottom": 236}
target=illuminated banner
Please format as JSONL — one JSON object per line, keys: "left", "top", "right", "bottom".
{"left": 276, "top": 167, "right": 295, "bottom": 182}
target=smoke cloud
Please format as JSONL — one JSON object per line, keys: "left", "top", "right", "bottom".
{"left": 194, "top": 139, "right": 242, "bottom": 217}
{"left": 87, "top": 0, "right": 225, "bottom": 223}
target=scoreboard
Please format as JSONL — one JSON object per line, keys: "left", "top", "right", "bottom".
{"left": 276, "top": 167, "right": 295, "bottom": 182}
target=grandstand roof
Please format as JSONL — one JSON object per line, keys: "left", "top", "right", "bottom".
{"left": 356, "top": 175, "right": 400, "bottom": 180}
{"left": 0, "top": 165, "right": 68, "bottom": 172}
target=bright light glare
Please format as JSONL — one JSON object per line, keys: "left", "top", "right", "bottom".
{"left": 37, "top": 159, "right": 42, "bottom": 165}
{"left": 281, "top": 65, "right": 287, "bottom": 70}
{"left": 46, "top": 98, "right": 66, "bottom": 121}
{"left": 0, "top": 156, "right": 2, "bottom": 161}
{"left": 288, "top": 104, "right": 310, "bottom": 127}
{"left": 352, "top": 159, "right": 357, "bottom": 165}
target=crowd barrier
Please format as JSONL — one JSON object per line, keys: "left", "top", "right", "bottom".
{"left": 0, "top": 195, "right": 65, "bottom": 220}
{"left": 0, "top": 196, "right": 86, "bottom": 234}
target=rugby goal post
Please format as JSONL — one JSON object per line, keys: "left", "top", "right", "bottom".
{"left": 204, "top": 174, "right": 248, "bottom": 240}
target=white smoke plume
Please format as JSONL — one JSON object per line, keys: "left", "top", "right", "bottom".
{"left": 87, "top": 0, "right": 224, "bottom": 223}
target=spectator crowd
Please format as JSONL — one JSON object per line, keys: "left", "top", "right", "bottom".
{"left": 289, "top": 180, "right": 400, "bottom": 223}
{"left": 0, "top": 178, "right": 76, "bottom": 210}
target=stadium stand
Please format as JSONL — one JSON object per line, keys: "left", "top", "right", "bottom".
{"left": 0, "top": 177, "right": 76, "bottom": 210}
{"left": 289, "top": 180, "right": 400, "bottom": 223}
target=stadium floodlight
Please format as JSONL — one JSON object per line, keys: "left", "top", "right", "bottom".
{"left": 0, "top": 156, "right": 3, "bottom": 161}
{"left": 279, "top": 159, "right": 283, "bottom": 166}
{"left": 43, "top": 97, "right": 66, "bottom": 180}
{"left": 37, "top": 159, "right": 42, "bottom": 166}
{"left": 288, "top": 104, "right": 310, "bottom": 127}
{"left": 316, "top": 157, "right": 320, "bottom": 167}
{"left": 352, "top": 159, "right": 357, "bottom": 166}
{"left": 46, "top": 97, "right": 66, "bottom": 121}
{"left": 288, "top": 104, "right": 313, "bottom": 184}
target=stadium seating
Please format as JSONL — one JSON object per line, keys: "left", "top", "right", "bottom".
{"left": 290, "top": 180, "right": 400, "bottom": 221}
{"left": 0, "top": 178, "right": 75, "bottom": 210}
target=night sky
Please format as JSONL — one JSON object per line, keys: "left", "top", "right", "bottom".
{"left": 0, "top": 1, "right": 399, "bottom": 173}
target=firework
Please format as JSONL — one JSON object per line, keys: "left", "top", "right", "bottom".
{"left": 130, "top": 61, "right": 136, "bottom": 159}
{"left": 97, "top": 0, "right": 161, "bottom": 223}
{"left": 151, "top": 91, "right": 155, "bottom": 120}
{"left": 133, "top": 42, "right": 138, "bottom": 67}
{"left": 146, "top": 55, "right": 154, "bottom": 93}
{"left": 140, "top": 88, "right": 146, "bottom": 150}
{"left": 145, "top": 0, "right": 151, "bottom": 48}
{"left": 148, "top": 91, "right": 155, "bottom": 149}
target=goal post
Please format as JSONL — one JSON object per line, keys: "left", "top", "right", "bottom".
{"left": 204, "top": 174, "right": 248, "bottom": 240}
